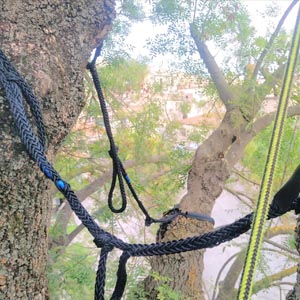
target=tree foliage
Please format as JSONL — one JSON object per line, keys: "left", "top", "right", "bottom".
{"left": 148, "top": 0, "right": 255, "bottom": 75}
{"left": 48, "top": 55, "right": 196, "bottom": 297}
{"left": 47, "top": 0, "right": 300, "bottom": 299}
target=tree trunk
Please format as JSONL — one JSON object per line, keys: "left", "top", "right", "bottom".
{"left": 143, "top": 111, "right": 246, "bottom": 299}
{"left": 143, "top": 19, "right": 287, "bottom": 297}
{"left": 0, "top": 1, "right": 115, "bottom": 299}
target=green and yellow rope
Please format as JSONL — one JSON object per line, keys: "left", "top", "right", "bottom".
{"left": 238, "top": 2, "right": 300, "bottom": 300}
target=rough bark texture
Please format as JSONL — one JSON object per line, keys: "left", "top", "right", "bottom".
{"left": 144, "top": 12, "right": 292, "bottom": 298}
{"left": 144, "top": 218, "right": 213, "bottom": 300}
{"left": 144, "top": 110, "right": 243, "bottom": 299}
{"left": 0, "top": 1, "right": 115, "bottom": 299}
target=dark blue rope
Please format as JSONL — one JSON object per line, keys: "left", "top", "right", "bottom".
{"left": 95, "top": 244, "right": 114, "bottom": 300}
{"left": 1, "top": 48, "right": 299, "bottom": 300}
{"left": 86, "top": 48, "right": 215, "bottom": 226}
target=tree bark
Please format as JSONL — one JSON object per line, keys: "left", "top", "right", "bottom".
{"left": 0, "top": 1, "right": 115, "bottom": 299}
{"left": 144, "top": 111, "right": 244, "bottom": 299}
{"left": 143, "top": 34, "right": 248, "bottom": 298}
{"left": 144, "top": 4, "right": 299, "bottom": 298}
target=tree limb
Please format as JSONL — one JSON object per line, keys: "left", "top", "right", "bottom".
{"left": 212, "top": 251, "right": 241, "bottom": 300}
{"left": 226, "top": 104, "right": 300, "bottom": 168}
{"left": 232, "top": 168, "right": 260, "bottom": 186}
{"left": 65, "top": 224, "right": 85, "bottom": 248}
{"left": 266, "top": 225, "right": 295, "bottom": 239}
{"left": 224, "top": 186, "right": 253, "bottom": 208}
{"left": 262, "top": 238, "right": 299, "bottom": 257}
{"left": 252, "top": 0, "right": 299, "bottom": 79}
{"left": 252, "top": 265, "right": 297, "bottom": 295}
{"left": 189, "top": 23, "right": 234, "bottom": 110}
{"left": 252, "top": 105, "right": 300, "bottom": 137}
{"left": 215, "top": 239, "right": 297, "bottom": 299}
{"left": 215, "top": 249, "right": 246, "bottom": 300}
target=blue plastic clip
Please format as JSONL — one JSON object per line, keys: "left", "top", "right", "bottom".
{"left": 56, "top": 179, "right": 65, "bottom": 190}
{"left": 125, "top": 175, "right": 131, "bottom": 184}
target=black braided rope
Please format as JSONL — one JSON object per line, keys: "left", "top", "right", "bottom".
{"left": 95, "top": 244, "right": 114, "bottom": 300}
{"left": 87, "top": 60, "right": 127, "bottom": 214}
{"left": 0, "top": 50, "right": 46, "bottom": 151}
{"left": 111, "top": 251, "right": 130, "bottom": 300}
{"left": 1, "top": 48, "right": 297, "bottom": 300}
{"left": 87, "top": 53, "right": 215, "bottom": 227}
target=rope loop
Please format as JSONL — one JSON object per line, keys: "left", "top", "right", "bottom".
{"left": 0, "top": 49, "right": 46, "bottom": 152}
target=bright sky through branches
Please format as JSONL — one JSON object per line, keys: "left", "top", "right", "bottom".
{"left": 127, "top": 0, "right": 298, "bottom": 69}
{"left": 245, "top": 0, "right": 297, "bottom": 35}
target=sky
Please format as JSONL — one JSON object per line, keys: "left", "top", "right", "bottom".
{"left": 126, "top": 0, "right": 299, "bottom": 69}
{"left": 245, "top": 0, "right": 297, "bottom": 34}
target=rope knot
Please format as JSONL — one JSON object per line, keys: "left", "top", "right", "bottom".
{"left": 108, "top": 146, "right": 119, "bottom": 158}
{"left": 94, "top": 233, "right": 114, "bottom": 252}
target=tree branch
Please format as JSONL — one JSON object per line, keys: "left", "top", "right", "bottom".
{"left": 49, "top": 154, "right": 167, "bottom": 249}
{"left": 65, "top": 224, "right": 85, "bottom": 248}
{"left": 252, "top": 265, "right": 297, "bottom": 295}
{"left": 215, "top": 250, "right": 246, "bottom": 300}
{"left": 262, "top": 238, "right": 299, "bottom": 257}
{"left": 212, "top": 251, "right": 241, "bottom": 300}
{"left": 226, "top": 104, "right": 300, "bottom": 168}
{"left": 76, "top": 154, "right": 167, "bottom": 201}
{"left": 215, "top": 240, "right": 297, "bottom": 299}
{"left": 224, "top": 186, "right": 253, "bottom": 208}
{"left": 252, "top": 105, "right": 300, "bottom": 136}
{"left": 252, "top": 0, "right": 299, "bottom": 79}
{"left": 266, "top": 225, "right": 295, "bottom": 239}
{"left": 232, "top": 168, "right": 260, "bottom": 186}
{"left": 189, "top": 24, "right": 234, "bottom": 110}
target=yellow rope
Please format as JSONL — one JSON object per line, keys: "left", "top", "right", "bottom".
{"left": 237, "top": 3, "right": 300, "bottom": 299}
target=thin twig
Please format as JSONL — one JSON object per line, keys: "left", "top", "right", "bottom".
{"left": 212, "top": 251, "right": 241, "bottom": 300}
{"left": 232, "top": 168, "right": 260, "bottom": 186}
{"left": 192, "top": 0, "right": 198, "bottom": 23}
{"left": 224, "top": 186, "right": 253, "bottom": 208}
{"left": 252, "top": 0, "right": 299, "bottom": 79}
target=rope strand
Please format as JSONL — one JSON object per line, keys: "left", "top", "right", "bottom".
{"left": 86, "top": 51, "right": 214, "bottom": 226}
